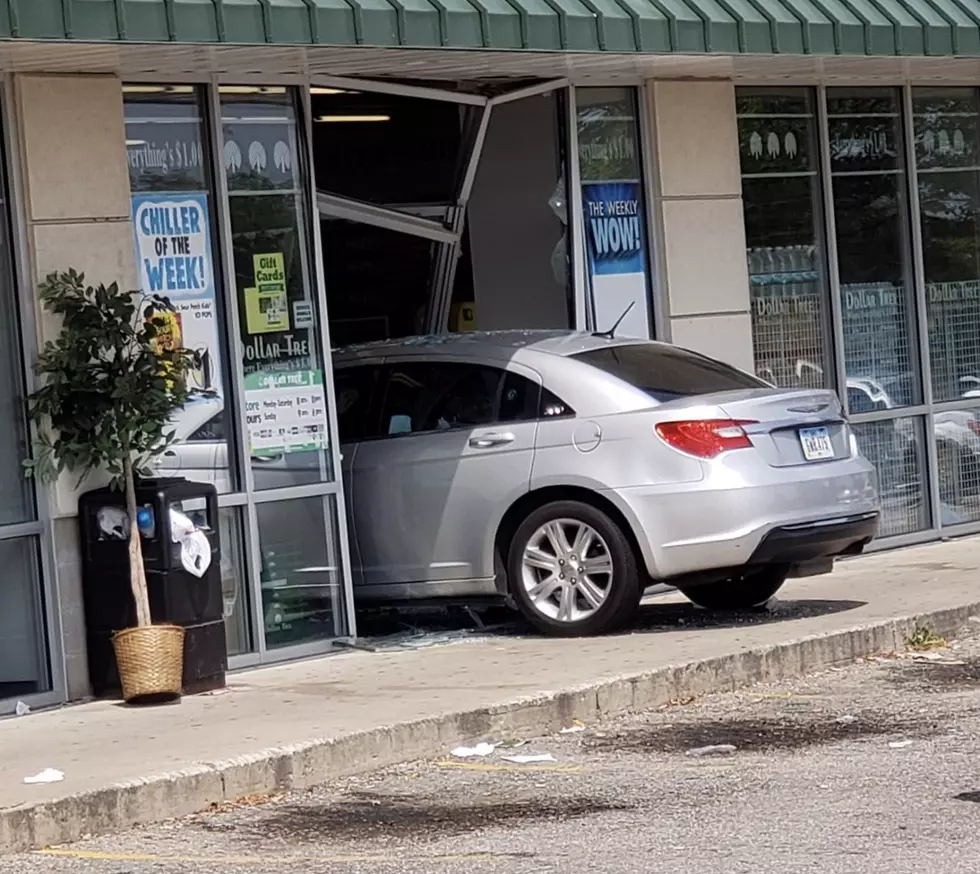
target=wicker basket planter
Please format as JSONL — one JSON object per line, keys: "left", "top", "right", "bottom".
{"left": 112, "top": 624, "right": 185, "bottom": 704}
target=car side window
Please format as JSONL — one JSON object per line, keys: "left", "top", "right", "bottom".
{"left": 498, "top": 372, "right": 541, "bottom": 423}
{"left": 189, "top": 413, "right": 225, "bottom": 442}
{"left": 335, "top": 365, "right": 381, "bottom": 443}
{"left": 540, "top": 388, "right": 575, "bottom": 419}
{"left": 379, "top": 363, "right": 501, "bottom": 436}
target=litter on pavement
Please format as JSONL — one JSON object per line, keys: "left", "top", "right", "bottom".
{"left": 501, "top": 753, "right": 557, "bottom": 764}
{"left": 14, "top": 700, "right": 30, "bottom": 716}
{"left": 835, "top": 715, "right": 858, "bottom": 725}
{"left": 23, "top": 768, "right": 64, "bottom": 784}
{"left": 685, "top": 744, "right": 738, "bottom": 757}
{"left": 451, "top": 743, "right": 496, "bottom": 758}
{"left": 888, "top": 740, "right": 913, "bottom": 749}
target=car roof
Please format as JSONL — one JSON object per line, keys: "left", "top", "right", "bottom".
{"left": 331, "top": 329, "right": 657, "bottom": 364}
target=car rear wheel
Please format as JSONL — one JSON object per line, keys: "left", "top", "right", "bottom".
{"left": 679, "top": 565, "right": 789, "bottom": 611}
{"left": 508, "top": 500, "right": 640, "bottom": 637}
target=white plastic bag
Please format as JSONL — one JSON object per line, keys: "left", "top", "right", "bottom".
{"left": 180, "top": 530, "right": 212, "bottom": 578}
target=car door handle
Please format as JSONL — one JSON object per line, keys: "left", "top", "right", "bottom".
{"left": 469, "top": 432, "right": 516, "bottom": 449}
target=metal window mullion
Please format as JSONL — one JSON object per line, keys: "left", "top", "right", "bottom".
{"left": 207, "top": 79, "right": 265, "bottom": 660}
{"left": 300, "top": 84, "right": 359, "bottom": 641}
{"left": 567, "top": 86, "right": 591, "bottom": 332}
{"left": 250, "top": 481, "right": 342, "bottom": 504}
{"left": 816, "top": 85, "right": 849, "bottom": 411}
{"left": 490, "top": 79, "right": 569, "bottom": 106}
{"left": 902, "top": 83, "right": 941, "bottom": 532}
{"left": 309, "top": 75, "right": 487, "bottom": 107}
{"left": 425, "top": 209, "right": 465, "bottom": 335}
{"left": 243, "top": 499, "right": 267, "bottom": 660}
{"left": 316, "top": 192, "right": 458, "bottom": 244}
{"left": 848, "top": 403, "right": 931, "bottom": 424}
{"left": 0, "top": 520, "right": 44, "bottom": 541}
{"left": 457, "top": 104, "right": 492, "bottom": 206}
{"left": 640, "top": 81, "right": 671, "bottom": 343}
{"left": 2, "top": 73, "right": 65, "bottom": 703}
{"left": 217, "top": 491, "right": 248, "bottom": 507}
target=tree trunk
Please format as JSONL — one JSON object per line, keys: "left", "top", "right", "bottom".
{"left": 123, "top": 455, "right": 152, "bottom": 627}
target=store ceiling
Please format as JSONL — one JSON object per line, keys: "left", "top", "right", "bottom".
{"left": 6, "top": 0, "right": 980, "bottom": 66}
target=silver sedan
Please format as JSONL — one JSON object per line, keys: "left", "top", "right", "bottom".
{"left": 333, "top": 331, "right": 880, "bottom": 636}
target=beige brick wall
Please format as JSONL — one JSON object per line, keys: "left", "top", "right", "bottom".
{"left": 647, "top": 81, "right": 754, "bottom": 373}
{"left": 15, "top": 74, "right": 136, "bottom": 518}
{"left": 16, "top": 75, "right": 135, "bottom": 700}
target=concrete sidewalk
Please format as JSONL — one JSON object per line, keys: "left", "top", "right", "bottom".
{"left": 2, "top": 536, "right": 980, "bottom": 852}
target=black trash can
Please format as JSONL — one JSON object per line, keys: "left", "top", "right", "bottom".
{"left": 78, "top": 478, "right": 227, "bottom": 697}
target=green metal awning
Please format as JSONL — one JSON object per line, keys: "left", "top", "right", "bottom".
{"left": 4, "top": 0, "right": 980, "bottom": 57}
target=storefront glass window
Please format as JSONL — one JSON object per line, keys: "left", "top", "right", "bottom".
{"left": 737, "top": 88, "right": 833, "bottom": 389}
{"left": 828, "top": 88, "right": 928, "bottom": 536}
{"left": 124, "top": 86, "right": 239, "bottom": 495}
{"left": 576, "top": 87, "right": 652, "bottom": 338}
{"left": 221, "top": 88, "right": 334, "bottom": 489}
{"left": 913, "top": 88, "right": 980, "bottom": 523}
{"left": 913, "top": 88, "right": 980, "bottom": 404}
{"left": 0, "top": 538, "right": 49, "bottom": 700}
{"left": 828, "top": 88, "right": 921, "bottom": 408}
{"left": 257, "top": 496, "right": 346, "bottom": 648}
{"left": 0, "top": 108, "right": 48, "bottom": 698}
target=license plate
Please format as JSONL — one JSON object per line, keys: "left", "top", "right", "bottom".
{"left": 799, "top": 426, "right": 834, "bottom": 461}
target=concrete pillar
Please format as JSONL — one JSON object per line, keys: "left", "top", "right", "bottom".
{"left": 647, "top": 81, "right": 754, "bottom": 373}
{"left": 15, "top": 74, "right": 136, "bottom": 699}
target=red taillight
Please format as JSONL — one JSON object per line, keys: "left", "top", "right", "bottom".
{"left": 655, "top": 419, "right": 757, "bottom": 458}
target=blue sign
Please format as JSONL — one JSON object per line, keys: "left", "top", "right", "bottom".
{"left": 582, "top": 181, "right": 648, "bottom": 277}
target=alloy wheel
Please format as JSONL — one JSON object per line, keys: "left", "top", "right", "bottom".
{"left": 520, "top": 518, "right": 614, "bottom": 623}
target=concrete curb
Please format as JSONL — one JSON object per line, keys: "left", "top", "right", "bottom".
{"left": 4, "top": 601, "right": 980, "bottom": 854}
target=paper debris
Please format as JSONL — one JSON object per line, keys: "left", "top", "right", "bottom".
{"left": 501, "top": 754, "right": 557, "bottom": 765}
{"left": 560, "top": 725, "right": 585, "bottom": 735}
{"left": 451, "top": 743, "right": 495, "bottom": 758}
{"left": 24, "top": 768, "right": 64, "bottom": 784}
{"left": 14, "top": 701, "right": 30, "bottom": 716}
{"left": 685, "top": 744, "right": 737, "bottom": 758}
{"left": 888, "top": 740, "right": 913, "bottom": 749}
{"left": 835, "top": 715, "right": 858, "bottom": 725}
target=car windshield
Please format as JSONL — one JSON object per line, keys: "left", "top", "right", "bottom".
{"left": 571, "top": 343, "right": 766, "bottom": 403}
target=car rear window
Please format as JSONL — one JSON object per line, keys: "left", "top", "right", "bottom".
{"left": 571, "top": 344, "right": 766, "bottom": 403}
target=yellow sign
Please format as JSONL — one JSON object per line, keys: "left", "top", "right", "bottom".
{"left": 451, "top": 301, "right": 477, "bottom": 332}
{"left": 245, "top": 252, "right": 290, "bottom": 334}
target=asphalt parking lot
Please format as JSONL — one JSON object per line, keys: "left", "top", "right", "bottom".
{"left": 9, "top": 625, "right": 980, "bottom": 874}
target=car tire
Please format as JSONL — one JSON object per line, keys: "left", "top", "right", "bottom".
{"left": 679, "top": 565, "right": 789, "bottom": 611}
{"left": 507, "top": 500, "right": 640, "bottom": 637}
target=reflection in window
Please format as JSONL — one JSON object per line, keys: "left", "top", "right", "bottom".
{"left": 258, "top": 496, "right": 347, "bottom": 649}
{"left": 737, "top": 88, "right": 833, "bottom": 389}
{"left": 576, "top": 87, "right": 652, "bottom": 338}
{"left": 851, "top": 417, "right": 930, "bottom": 536}
{"left": 914, "top": 87, "right": 980, "bottom": 404}
{"left": 220, "top": 87, "right": 334, "bottom": 489}
{"left": 219, "top": 507, "right": 252, "bottom": 656}
{"left": 124, "top": 85, "right": 238, "bottom": 494}
{"left": 828, "top": 88, "right": 921, "bottom": 409}
{"left": 0, "top": 538, "right": 49, "bottom": 699}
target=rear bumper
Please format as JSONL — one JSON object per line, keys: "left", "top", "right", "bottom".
{"left": 747, "top": 512, "right": 879, "bottom": 565}
{"left": 605, "top": 454, "right": 879, "bottom": 579}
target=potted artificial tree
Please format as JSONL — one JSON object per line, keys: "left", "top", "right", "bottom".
{"left": 25, "top": 270, "right": 197, "bottom": 703}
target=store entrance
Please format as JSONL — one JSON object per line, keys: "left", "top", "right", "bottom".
{"left": 309, "top": 81, "right": 573, "bottom": 346}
